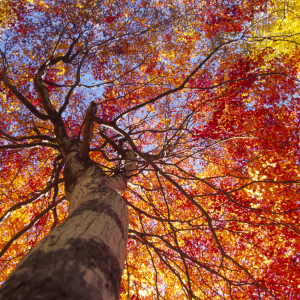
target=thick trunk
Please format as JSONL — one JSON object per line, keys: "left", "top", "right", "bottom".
{"left": 0, "top": 163, "right": 129, "bottom": 300}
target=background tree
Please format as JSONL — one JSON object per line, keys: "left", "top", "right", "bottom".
{"left": 0, "top": 0, "right": 299, "bottom": 299}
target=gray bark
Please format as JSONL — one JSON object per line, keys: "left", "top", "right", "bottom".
{"left": 0, "top": 141, "right": 136, "bottom": 300}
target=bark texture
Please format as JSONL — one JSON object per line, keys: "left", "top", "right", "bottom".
{"left": 0, "top": 141, "right": 135, "bottom": 300}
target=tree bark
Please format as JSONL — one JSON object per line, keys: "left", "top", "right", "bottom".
{"left": 0, "top": 141, "right": 135, "bottom": 300}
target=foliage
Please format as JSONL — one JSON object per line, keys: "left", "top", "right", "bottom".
{"left": 0, "top": 0, "right": 29, "bottom": 29}
{"left": 0, "top": 0, "right": 299, "bottom": 299}
{"left": 251, "top": 0, "right": 300, "bottom": 58}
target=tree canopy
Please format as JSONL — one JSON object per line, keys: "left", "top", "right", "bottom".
{"left": 0, "top": 0, "right": 300, "bottom": 299}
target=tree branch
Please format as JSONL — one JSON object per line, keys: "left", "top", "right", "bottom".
{"left": 79, "top": 101, "right": 97, "bottom": 159}
{"left": 0, "top": 196, "right": 67, "bottom": 259}
{"left": 0, "top": 142, "right": 60, "bottom": 151}
{"left": 0, "top": 178, "right": 65, "bottom": 226}
{"left": 0, "top": 70, "right": 49, "bottom": 121}
{"left": 0, "top": 130, "right": 56, "bottom": 143}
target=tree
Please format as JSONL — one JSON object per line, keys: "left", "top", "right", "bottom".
{"left": 0, "top": 0, "right": 299, "bottom": 299}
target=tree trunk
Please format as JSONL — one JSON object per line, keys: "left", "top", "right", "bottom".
{"left": 0, "top": 144, "right": 131, "bottom": 300}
